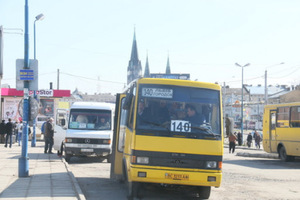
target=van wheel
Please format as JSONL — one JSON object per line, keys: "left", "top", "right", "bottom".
{"left": 57, "top": 144, "right": 63, "bottom": 156}
{"left": 64, "top": 146, "right": 72, "bottom": 162}
{"left": 107, "top": 154, "right": 112, "bottom": 163}
{"left": 65, "top": 153, "right": 71, "bottom": 162}
{"left": 196, "top": 186, "right": 211, "bottom": 199}
{"left": 279, "top": 146, "right": 294, "bottom": 162}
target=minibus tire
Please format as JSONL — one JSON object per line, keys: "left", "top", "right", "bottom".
{"left": 279, "top": 146, "right": 295, "bottom": 162}
{"left": 197, "top": 186, "right": 211, "bottom": 199}
{"left": 127, "top": 181, "right": 139, "bottom": 199}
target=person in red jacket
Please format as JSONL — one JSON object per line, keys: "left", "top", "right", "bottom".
{"left": 229, "top": 132, "right": 237, "bottom": 153}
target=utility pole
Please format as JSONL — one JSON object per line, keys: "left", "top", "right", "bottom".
{"left": 0, "top": 26, "right": 3, "bottom": 121}
{"left": 235, "top": 63, "right": 250, "bottom": 144}
{"left": 264, "top": 70, "right": 268, "bottom": 105}
{"left": 57, "top": 69, "right": 59, "bottom": 90}
{"left": 19, "top": 0, "right": 30, "bottom": 177}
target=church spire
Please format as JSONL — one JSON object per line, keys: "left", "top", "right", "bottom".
{"left": 144, "top": 52, "right": 150, "bottom": 78}
{"left": 166, "top": 55, "right": 171, "bottom": 74}
{"left": 127, "top": 29, "right": 142, "bottom": 84}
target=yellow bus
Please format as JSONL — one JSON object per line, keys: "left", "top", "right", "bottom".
{"left": 110, "top": 78, "right": 223, "bottom": 199}
{"left": 263, "top": 102, "right": 300, "bottom": 161}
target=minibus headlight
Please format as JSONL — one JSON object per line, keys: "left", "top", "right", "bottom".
{"left": 206, "top": 161, "right": 217, "bottom": 169}
{"left": 136, "top": 157, "right": 149, "bottom": 164}
{"left": 65, "top": 138, "right": 72, "bottom": 143}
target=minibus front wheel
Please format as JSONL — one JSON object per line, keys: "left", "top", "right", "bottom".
{"left": 197, "top": 186, "right": 211, "bottom": 199}
{"left": 127, "top": 181, "right": 140, "bottom": 200}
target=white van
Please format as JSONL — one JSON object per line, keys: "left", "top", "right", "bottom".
{"left": 61, "top": 102, "right": 114, "bottom": 162}
{"left": 53, "top": 109, "right": 69, "bottom": 154}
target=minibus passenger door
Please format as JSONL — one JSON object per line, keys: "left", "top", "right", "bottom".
{"left": 110, "top": 93, "right": 126, "bottom": 180}
{"left": 270, "top": 110, "right": 277, "bottom": 152}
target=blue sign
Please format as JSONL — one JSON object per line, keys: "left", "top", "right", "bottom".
{"left": 20, "top": 69, "right": 34, "bottom": 80}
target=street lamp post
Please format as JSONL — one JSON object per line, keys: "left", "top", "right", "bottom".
{"left": 264, "top": 62, "right": 284, "bottom": 105}
{"left": 235, "top": 63, "right": 250, "bottom": 144}
{"left": 32, "top": 13, "right": 44, "bottom": 147}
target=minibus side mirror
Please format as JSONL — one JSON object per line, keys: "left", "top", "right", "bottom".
{"left": 123, "top": 93, "right": 133, "bottom": 110}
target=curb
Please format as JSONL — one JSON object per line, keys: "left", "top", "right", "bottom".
{"left": 236, "top": 152, "right": 279, "bottom": 159}
{"left": 61, "top": 157, "right": 86, "bottom": 200}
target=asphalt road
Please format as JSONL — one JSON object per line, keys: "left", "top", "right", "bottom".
{"left": 66, "top": 147, "right": 300, "bottom": 200}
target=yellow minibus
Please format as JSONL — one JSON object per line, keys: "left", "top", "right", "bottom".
{"left": 110, "top": 78, "right": 223, "bottom": 199}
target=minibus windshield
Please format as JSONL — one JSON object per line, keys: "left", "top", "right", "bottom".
{"left": 136, "top": 84, "right": 221, "bottom": 139}
{"left": 68, "top": 109, "right": 111, "bottom": 130}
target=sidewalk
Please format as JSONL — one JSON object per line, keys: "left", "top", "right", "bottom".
{"left": 224, "top": 143, "right": 279, "bottom": 159}
{"left": 0, "top": 141, "right": 85, "bottom": 200}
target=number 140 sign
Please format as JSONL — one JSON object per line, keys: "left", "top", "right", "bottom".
{"left": 171, "top": 120, "right": 191, "bottom": 132}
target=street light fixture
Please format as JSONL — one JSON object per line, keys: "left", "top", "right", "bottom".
{"left": 32, "top": 13, "right": 44, "bottom": 147}
{"left": 235, "top": 62, "right": 250, "bottom": 143}
{"left": 34, "top": 13, "right": 44, "bottom": 59}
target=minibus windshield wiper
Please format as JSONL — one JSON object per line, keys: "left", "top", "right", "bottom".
{"left": 138, "top": 120, "right": 171, "bottom": 132}
{"left": 191, "top": 125, "right": 219, "bottom": 138}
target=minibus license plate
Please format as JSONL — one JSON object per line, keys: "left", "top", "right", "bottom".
{"left": 81, "top": 149, "right": 93, "bottom": 152}
{"left": 165, "top": 173, "right": 189, "bottom": 180}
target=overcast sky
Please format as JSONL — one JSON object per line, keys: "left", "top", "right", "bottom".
{"left": 1, "top": 0, "right": 300, "bottom": 94}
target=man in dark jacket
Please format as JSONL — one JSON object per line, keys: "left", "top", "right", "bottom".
{"left": 5, "top": 118, "right": 13, "bottom": 148}
{"left": 0, "top": 120, "right": 6, "bottom": 143}
{"left": 44, "top": 117, "right": 54, "bottom": 154}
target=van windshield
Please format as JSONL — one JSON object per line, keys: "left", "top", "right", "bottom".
{"left": 136, "top": 84, "right": 221, "bottom": 140}
{"left": 68, "top": 109, "right": 111, "bottom": 130}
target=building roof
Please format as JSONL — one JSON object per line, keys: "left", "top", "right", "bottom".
{"left": 245, "top": 85, "right": 289, "bottom": 95}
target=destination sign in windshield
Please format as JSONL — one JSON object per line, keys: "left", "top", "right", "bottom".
{"left": 142, "top": 88, "right": 173, "bottom": 98}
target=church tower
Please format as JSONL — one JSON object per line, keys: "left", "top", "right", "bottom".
{"left": 127, "top": 30, "right": 142, "bottom": 85}
{"left": 144, "top": 53, "right": 150, "bottom": 78}
{"left": 166, "top": 56, "right": 171, "bottom": 74}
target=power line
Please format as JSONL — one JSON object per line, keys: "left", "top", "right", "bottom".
{"left": 60, "top": 72, "right": 125, "bottom": 85}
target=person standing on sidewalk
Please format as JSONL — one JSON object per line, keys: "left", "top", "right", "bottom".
{"left": 17, "top": 121, "right": 23, "bottom": 146}
{"left": 13, "top": 121, "right": 18, "bottom": 142}
{"left": 5, "top": 118, "right": 13, "bottom": 148}
{"left": 0, "top": 120, "right": 6, "bottom": 143}
{"left": 229, "top": 132, "right": 237, "bottom": 153}
{"left": 44, "top": 117, "right": 54, "bottom": 154}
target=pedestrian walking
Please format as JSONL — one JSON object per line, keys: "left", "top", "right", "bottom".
{"left": 17, "top": 121, "right": 23, "bottom": 146}
{"left": 237, "top": 132, "right": 242, "bottom": 146}
{"left": 247, "top": 132, "right": 253, "bottom": 148}
{"left": 0, "top": 120, "right": 6, "bottom": 143}
{"left": 229, "top": 132, "right": 237, "bottom": 153}
{"left": 13, "top": 121, "right": 18, "bottom": 142}
{"left": 255, "top": 131, "right": 261, "bottom": 149}
{"left": 44, "top": 117, "right": 54, "bottom": 154}
{"left": 5, "top": 118, "right": 13, "bottom": 148}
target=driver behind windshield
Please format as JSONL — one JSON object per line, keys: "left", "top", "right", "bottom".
{"left": 185, "top": 104, "right": 205, "bottom": 126}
